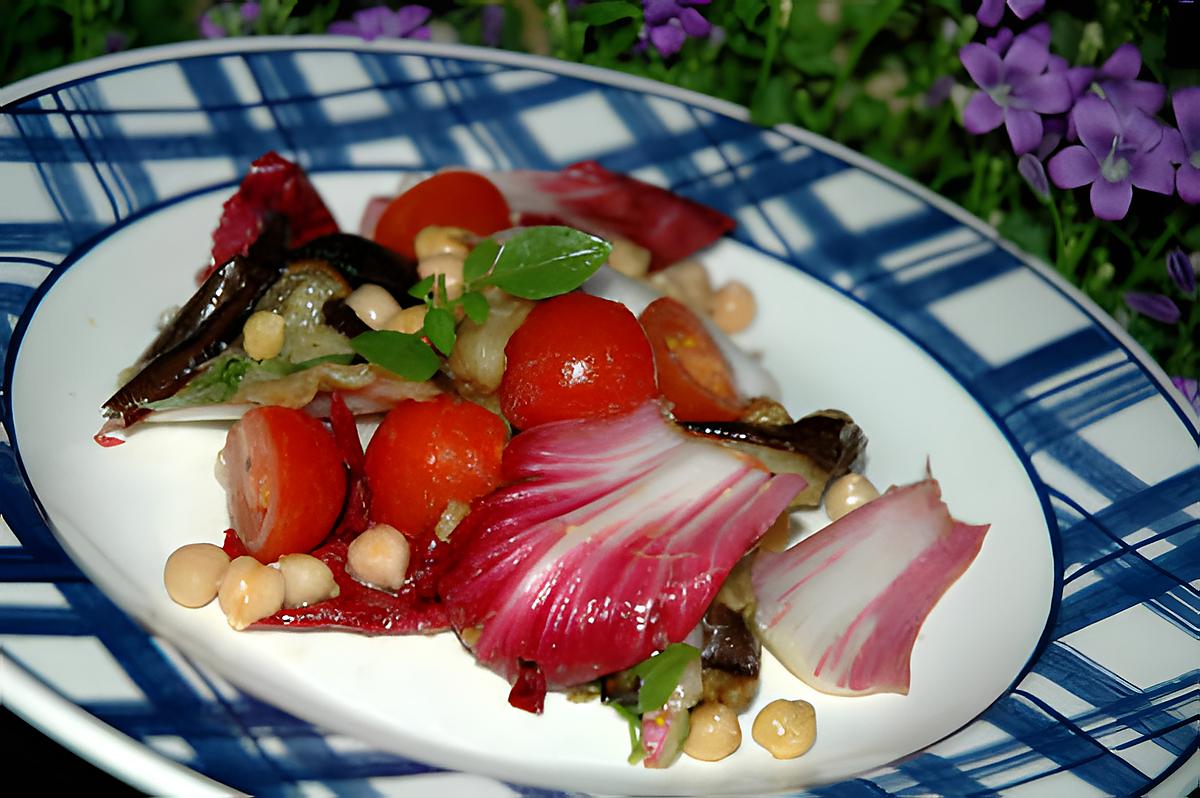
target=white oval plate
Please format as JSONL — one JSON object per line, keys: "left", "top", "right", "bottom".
{"left": 2, "top": 38, "right": 1197, "bottom": 797}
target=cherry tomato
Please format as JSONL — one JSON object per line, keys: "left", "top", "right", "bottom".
{"left": 638, "top": 297, "right": 745, "bottom": 422}
{"left": 499, "top": 293, "right": 658, "bottom": 429}
{"left": 373, "top": 171, "right": 511, "bottom": 260}
{"left": 222, "top": 406, "right": 347, "bottom": 564}
{"left": 364, "top": 395, "right": 508, "bottom": 537}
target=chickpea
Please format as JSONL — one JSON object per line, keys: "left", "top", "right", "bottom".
{"left": 648, "top": 260, "right": 713, "bottom": 313}
{"left": 417, "top": 253, "right": 466, "bottom": 300}
{"left": 684, "top": 702, "right": 742, "bottom": 762}
{"left": 414, "top": 225, "right": 473, "bottom": 260}
{"left": 752, "top": 699, "right": 816, "bottom": 759}
{"left": 217, "top": 556, "right": 285, "bottom": 630}
{"left": 383, "top": 305, "right": 427, "bottom": 335}
{"left": 346, "top": 524, "right": 411, "bottom": 591}
{"left": 825, "top": 473, "right": 880, "bottom": 522}
{"left": 711, "top": 281, "right": 756, "bottom": 334}
{"left": 759, "top": 512, "right": 792, "bottom": 553}
{"left": 345, "top": 284, "right": 403, "bottom": 330}
{"left": 277, "top": 553, "right": 340, "bottom": 608}
{"left": 607, "top": 236, "right": 651, "bottom": 278}
{"left": 163, "top": 543, "right": 230, "bottom": 608}
{"left": 242, "top": 311, "right": 285, "bottom": 361}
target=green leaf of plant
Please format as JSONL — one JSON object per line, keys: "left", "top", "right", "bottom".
{"left": 577, "top": 1, "right": 641, "bottom": 26}
{"left": 478, "top": 226, "right": 611, "bottom": 299}
{"left": 463, "top": 238, "right": 501, "bottom": 284}
{"left": 460, "top": 291, "right": 490, "bottom": 325}
{"left": 349, "top": 331, "right": 441, "bottom": 381}
{"left": 408, "top": 275, "right": 435, "bottom": 300}
{"left": 145, "top": 352, "right": 255, "bottom": 409}
{"left": 423, "top": 306, "right": 457, "bottom": 356}
{"left": 631, "top": 643, "right": 701, "bottom": 714}
{"left": 609, "top": 702, "right": 646, "bottom": 765}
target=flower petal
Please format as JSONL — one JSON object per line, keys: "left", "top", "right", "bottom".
{"left": 1089, "top": 178, "right": 1132, "bottom": 220}
{"left": 1014, "top": 73, "right": 1073, "bottom": 114}
{"left": 650, "top": 22, "right": 686, "bottom": 58}
{"left": 1124, "top": 292, "right": 1181, "bottom": 324}
{"left": 1122, "top": 108, "right": 1164, "bottom": 152}
{"left": 1008, "top": 0, "right": 1044, "bottom": 19}
{"left": 1177, "top": 164, "right": 1200, "bottom": 204}
{"left": 1129, "top": 150, "right": 1175, "bottom": 195}
{"left": 678, "top": 7, "right": 711, "bottom": 37}
{"left": 963, "top": 92, "right": 1004, "bottom": 134}
{"left": 395, "top": 5, "right": 433, "bottom": 35}
{"left": 1047, "top": 145, "right": 1099, "bottom": 188}
{"left": 1004, "top": 107, "right": 1044, "bottom": 154}
{"left": 1105, "top": 79, "right": 1167, "bottom": 118}
{"left": 1073, "top": 96, "right": 1121, "bottom": 158}
{"left": 644, "top": 0, "right": 679, "bottom": 25}
{"left": 960, "top": 43, "right": 1001, "bottom": 90}
{"left": 1172, "top": 86, "right": 1200, "bottom": 155}
{"left": 976, "top": 0, "right": 1005, "bottom": 27}
{"left": 985, "top": 27, "right": 1014, "bottom": 54}
{"left": 1002, "top": 31, "right": 1050, "bottom": 81}
{"left": 1170, "top": 376, "right": 1200, "bottom": 415}
{"left": 1100, "top": 43, "right": 1142, "bottom": 82}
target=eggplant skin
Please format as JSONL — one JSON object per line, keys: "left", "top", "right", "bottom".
{"left": 681, "top": 410, "right": 867, "bottom": 507}
{"left": 102, "top": 222, "right": 289, "bottom": 426}
{"left": 288, "top": 233, "right": 420, "bottom": 302}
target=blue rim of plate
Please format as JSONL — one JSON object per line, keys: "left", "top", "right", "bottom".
{"left": 1, "top": 38, "right": 1196, "bottom": 797}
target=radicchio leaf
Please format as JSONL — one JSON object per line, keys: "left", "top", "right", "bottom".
{"left": 438, "top": 402, "right": 805, "bottom": 696}
{"left": 751, "top": 478, "right": 989, "bottom": 697}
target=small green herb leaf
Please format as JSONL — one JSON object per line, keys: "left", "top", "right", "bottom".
{"left": 609, "top": 702, "right": 646, "bottom": 765}
{"left": 577, "top": 1, "right": 642, "bottom": 26}
{"left": 463, "top": 238, "right": 501, "bottom": 283}
{"left": 423, "top": 306, "right": 457, "bottom": 356}
{"left": 631, "top": 643, "right": 701, "bottom": 714}
{"left": 460, "top": 290, "right": 490, "bottom": 325}
{"left": 408, "top": 275, "right": 435, "bottom": 300}
{"left": 477, "top": 226, "right": 610, "bottom": 299}
{"left": 349, "top": 331, "right": 440, "bottom": 381}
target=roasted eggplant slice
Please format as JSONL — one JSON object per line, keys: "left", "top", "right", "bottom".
{"left": 288, "top": 233, "right": 420, "bottom": 300}
{"left": 681, "top": 410, "right": 867, "bottom": 507}
{"left": 102, "top": 221, "right": 289, "bottom": 426}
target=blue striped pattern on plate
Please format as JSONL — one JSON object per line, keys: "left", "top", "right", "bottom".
{"left": 1, "top": 41, "right": 1196, "bottom": 797}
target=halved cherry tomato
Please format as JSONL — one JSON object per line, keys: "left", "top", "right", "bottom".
{"left": 499, "top": 292, "right": 658, "bottom": 429}
{"left": 222, "top": 406, "right": 347, "bottom": 564}
{"left": 364, "top": 395, "right": 508, "bottom": 538}
{"left": 638, "top": 297, "right": 745, "bottom": 422}
{"left": 373, "top": 171, "right": 511, "bottom": 260}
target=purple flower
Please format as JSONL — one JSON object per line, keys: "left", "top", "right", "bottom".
{"left": 976, "top": 0, "right": 1044, "bottom": 28}
{"left": 985, "top": 28, "right": 1014, "bottom": 55}
{"left": 1167, "top": 248, "right": 1196, "bottom": 295}
{"left": 328, "top": 5, "right": 432, "bottom": 41}
{"left": 1091, "top": 44, "right": 1166, "bottom": 120}
{"left": 640, "top": 0, "right": 712, "bottom": 58}
{"left": 1018, "top": 153, "right": 1051, "bottom": 199}
{"left": 959, "top": 32, "right": 1074, "bottom": 154}
{"left": 199, "top": 14, "right": 227, "bottom": 38}
{"left": 1172, "top": 87, "right": 1200, "bottom": 204}
{"left": 481, "top": 5, "right": 504, "bottom": 47}
{"left": 241, "top": 2, "right": 261, "bottom": 23}
{"left": 1124, "top": 292, "right": 1182, "bottom": 324}
{"left": 1046, "top": 95, "right": 1175, "bottom": 220}
{"left": 1171, "top": 376, "right": 1200, "bottom": 416}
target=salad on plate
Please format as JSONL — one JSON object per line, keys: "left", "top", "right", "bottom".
{"left": 100, "top": 152, "right": 989, "bottom": 769}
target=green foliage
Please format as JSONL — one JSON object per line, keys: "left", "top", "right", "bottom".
{"left": 5, "top": 0, "right": 1195, "bottom": 378}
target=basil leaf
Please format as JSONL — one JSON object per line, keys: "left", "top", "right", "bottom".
{"left": 478, "top": 226, "right": 611, "bottom": 299}
{"left": 423, "top": 307, "right": 457, "bottom": 356}
{"left": 631, "top": 643, "right": 700, "bottom": 714}
{"left": 609, "top": 702, "right": 646, "bottom": 765}
{"left": 408, "top": 275, "right": 435, "bottom": 300}
{"left": 460, "top": 291, "right": 490, "bottom": 325}
{"left": 463, "top": 238, "right": 501, "bottom": 283}
{"left": 349, "top": 331, "right": 440, "bottom": 381}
